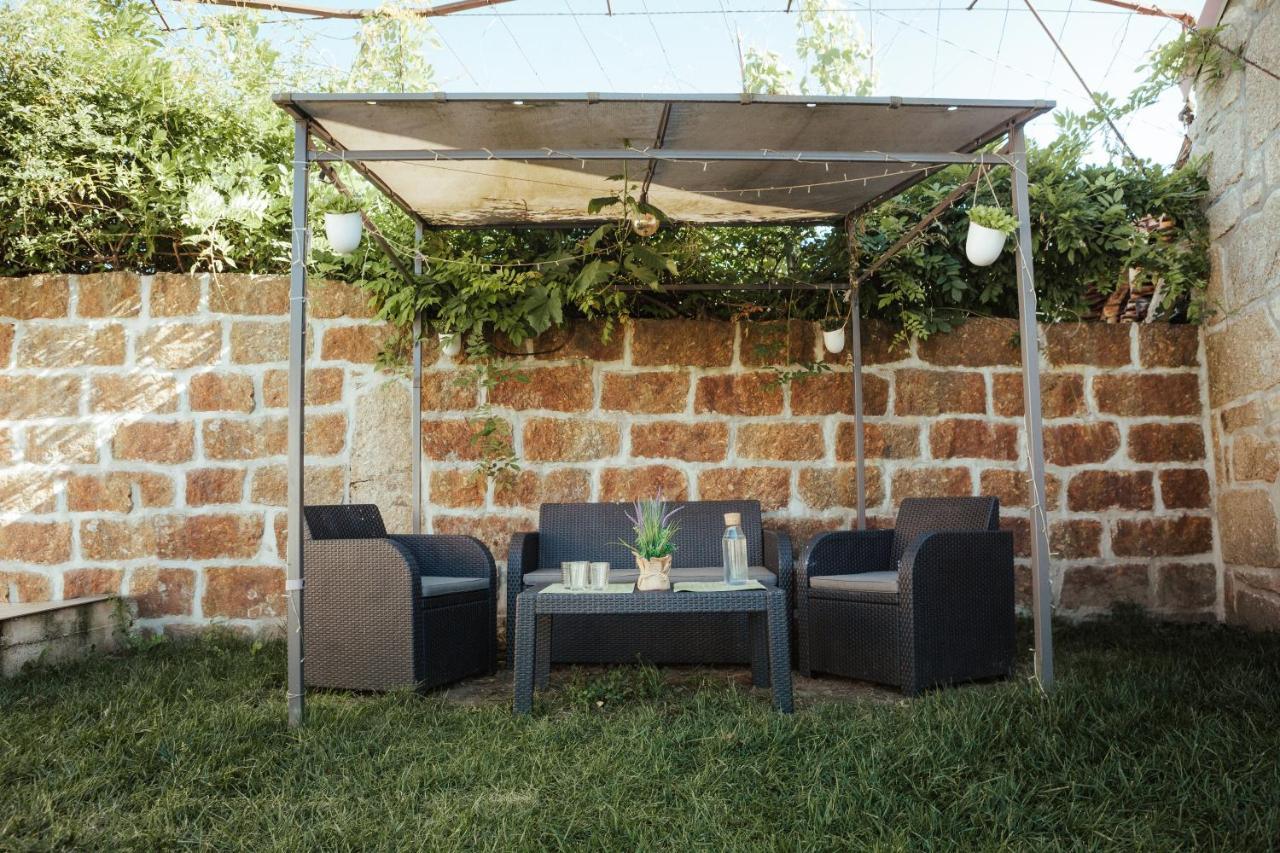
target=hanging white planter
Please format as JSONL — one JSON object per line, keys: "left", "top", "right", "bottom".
{"left": 438, "top": 332, "right": 462, "bottom": 358}
{"left": 822, "top": 326, "right": 847, "bottom": 354}
{"left": 324, "top": 212, "right": 363, "bottom": 255}
{"left": 965, "top": 220, "right": 1008, "bottom": 267}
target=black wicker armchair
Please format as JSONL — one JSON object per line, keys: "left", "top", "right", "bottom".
{"left": 302, "top": 504, "right": 497, "bottom": 692}
{"left": 506, "top": 500, "right": 792, "bottom": 666}
{"left": 796, "top": 496, "right": 1015, "bottom": 695}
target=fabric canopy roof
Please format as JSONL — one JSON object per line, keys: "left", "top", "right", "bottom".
{"left": 274, "top": 93, "right": 1052, "bottom": 227}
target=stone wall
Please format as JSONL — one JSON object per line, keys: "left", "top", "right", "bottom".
{"left": 0, "top": 273, "right": 1217, "bottom": 633}
{"left": 1194, "top": 0, "right": 1280, "bottom": 629}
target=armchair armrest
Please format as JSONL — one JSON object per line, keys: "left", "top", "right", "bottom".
{"left": 898, "top": 530, "right": 1014, "bottom": 602}
{"left": 762, "top": 528, "right": 793, "bottom": 599}
{"left": 304, "top": 537, "right": 420, "bottom": 593}
{"left": 798, "top": 529, "right": 894, "bottom": 591}
{"left": 389, "top": 534, "right": 495, "bottom": 582}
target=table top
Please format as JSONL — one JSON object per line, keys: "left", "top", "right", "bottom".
{"left": 517, "top": 585, "right": 782, "bottom": 616}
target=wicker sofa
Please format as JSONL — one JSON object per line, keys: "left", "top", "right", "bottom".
{"left": 302, "top": 504, "right": 497, "bottom": 692}
{"left": 796, "top": 496, "right": 1015, "bottom": 695}
{"left": 506, "top": 500, "right": 792, "bottom": 665}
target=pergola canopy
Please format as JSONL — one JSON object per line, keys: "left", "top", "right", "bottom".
{"left": 274, "top": 93, "right": 1052, "bottom": 227}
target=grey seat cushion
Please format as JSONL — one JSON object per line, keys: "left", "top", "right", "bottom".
{"left": 521, "top": 565, "right": 776, "bottom": 587}
{"left": 809, "top": 571, "right": 899, "bottom": 594}
{"left": 420, "top": 575, "right": 490, "bottom": 597}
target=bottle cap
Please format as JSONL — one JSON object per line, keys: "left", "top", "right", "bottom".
{"left": 724, "top": 512, "right": 741, "bottom": 526}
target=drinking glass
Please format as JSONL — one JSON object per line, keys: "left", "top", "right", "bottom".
{"left": 568, "top": 561, "right": 590, "bottom": 591}
{"left": 560, "top": 561, "right": 573, "bottom": 587}
{"left": 589, "top": 561, "right": 610, "bottom": 591}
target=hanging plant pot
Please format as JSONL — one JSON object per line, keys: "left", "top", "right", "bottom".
{"left": 965, "top": 220, "right": 1008, "bottom": 267}
{"left": 438, "top": 332, "right": 462, "bottom": 358}
{"left": 822, "top": 325, "right": 847, "bottom": 354}
{"left": 324, "top": 212, "right": 363, "bottom": 255}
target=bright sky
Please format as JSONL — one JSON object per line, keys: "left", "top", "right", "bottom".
{"left": 160, "top": 0, "right": 1192, "bottom": 163}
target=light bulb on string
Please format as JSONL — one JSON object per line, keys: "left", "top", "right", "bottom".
{"left": 631, "top": 212, "right": 660, "bottom": 237}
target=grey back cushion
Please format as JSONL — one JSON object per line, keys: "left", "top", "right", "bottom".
{"left": 891, "top": 497, "right": 999, "bottom": 566}
{"left": 538, "top": 500, "right": 763, "bottom": 569}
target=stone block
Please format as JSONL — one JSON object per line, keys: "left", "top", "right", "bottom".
{"left": 694, "top": 373, "right": 783, "bottom": 416}
{"left": 203, "top": 566, "right": 283, "bottom": 619}
{"left": 0, "top": 323, "right": 12, "bottom": 366}
{"left": 1220, "top": 398, "right": 1262, "bottom": 433}
{"left": 1045, "top": 323, "right": 1132, "bottom": 367}
{"left": 836, "top": 422, "right": 921, "bottom": 460}
{"left": 992, "top": 372, "right": 1086, "bottom": 419}
{"left": 1231, "top": 434, "right": 1280, "bottom": 482}
{"left": 137, "top": 323, "right": 221, "bottom": 369}
{"left": 112, "top": 421, "right": 194, "bottom": 464}
{"left": 1154, "top": 563, "right": 1217, "bottom": 611}
{"left": 631, "top": 319, "right": 733, "bottom": 367}
{"left": 17, "top": 324, "right": 125, "bottom": 367}
{"left": 429, "top": 469, "right": 488, "bottom": 508}
{"left": 1127, "top": 423, "right": 1205, "bottom": 463}
{"left": 1043, "top": 422, "right": 1121, "bottom": 466}
{"left": 433, "top": 514, "right": 533, "bottom": 564}
{"left": 0, "top": 472, "right": 58, "bottom": 515}
{"left": 822, "top": 319, "right": 908, "bottom": 365}
{"left": 697, "top": 467, "right": 791, "bottom": 511}
{"left": 189, "top": 372, "right": 255, "bottom": 413}
{"left": 263, "top": 367, "right": 345, "bottom": 408}
{"left": 0, "top": 521, "right": 71, "bottom": 564}
{"left": 80, "top": 518, "right": 155, "bottom": 561}
{"left": 309, "top": 279, "right": 375, "bottom": 319}
{"left": 0, "top": 275, "right": 69, "bottom": 319}
{"left": 66, "top": 473, "right": 133, "bottom": 513}
{"left": 489, "top": 364, "right": 594, "bottom": 412}
{"left": 929, "top": 419, "right": 1019, "bottom": 460}
{"left": 891, "top": 466, "right": 971, "bottom": 501}
{"left": 0, "top": 375, "right": 80, "bottom": 418}
{"left": 737, "top": 423, "right": 825, "bottom": 460}
{"left": 600, "top": 371, "right": 689, "bottom": 414}
{"left": 522, "top": 418, "right": 619, "bottom": 462}
{"left": 1138, "top": 324, "right": 1200, "bottom": 368}
{"left": 208, "top": 274, "right": 289, "bottom": 315}
{"left": 1159, "top": 469, "right": 1211, "bottom": 509}
{"left": 797, "top": 466, "right": 884, "bottom": 510}
{"left": 129, "top": 568, "right": 195, "bottom": 618}
{"left": 24, "top": 424, "right": 98, "bottom": 465}
{"left": 230, "top": 321, "right": 288, "bottom": 364}
{"left": 1112, "top": 516, "right": 1214, "bottom": 558}
{"left": 1066, "top": 470, "right": 1155, "bottom": 512}
{"left": 631, "top": 422, "right": 729, "bottom": 462}
{"left": 1205, "top": 309, "right": 1280, "bottom": 408}
{"left": 0, "top": 571, "right": 51, "bottom": 604}
{"left": 1218, "top": 489, "right": 1279, "bottom": 567}
{"left": 186, "top": 468, "right": 246, "bottom": 506}
{"left": 137, "top": 473, "right": 175, "bottom": 507}
{"left": 265, "top": 413, "right": 347, "bottom": 458}
{"left": 421, "top": 418, "right": 492, "bottom": 462}
{"left": 893, "top": 369, "right": 985, "bottom": 416}
{"left": 63, "top": 568, "right": 124, "bottom": 598}
{"left": 320, "top": 324, "right": 391, "bottom": 364}
{"left": 1050, "top": 519, "right": 1103, "bottom": 559}
{"left": 156, "top": 514, "right": 264, "bottom": 560}
{"left": 978, "top": 469, "right": 1060, "bottom": 509}
{"left": 1060, "top": 564, "right": 1149, "bottom": 610}
{"left": 740, "top": 320, "right": 816, "bottom": 367}
{"left": 599, "top": 465, "right": 689, "bottom": 502}
{"left": 149, "top": 273, "right": 201, "bottom": 317}
{"left": 494, "top": 468, "right": 592, "bottom": 508}
{"left": 1094, "top": 373, "right": 1202, "bottom": 417}
{"left": 90, "top": 374, "right": 179, "bottom": 414}
{"left": 528, "top": 319, "right": 624, "bottom": 361}
{"left": 791, "top": 371, "right": 888, "bottom": 416}
{"left": 76, "top": 272, "right": 140, "bottom": 317}
{"left": 202, "top": 418, "right": 271, "bottom": 461}
{"left": 248, "top": 464, "right": 343, "bottom": 507}
{"left": 916, "top": 318, "right": 1020, "bottom": 366}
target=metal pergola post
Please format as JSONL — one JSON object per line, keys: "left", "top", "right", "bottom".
{"left": 286, "top": 118, "right": 309, "bottom": 727}
{"left": 1010, "top": 124, "right": 1054, "bottom": 689}
{"left": 411, "top": 223, "right": 424, "bottom": 535}
{"left": 844, "top": 221, "right": 867, "bottom": 531}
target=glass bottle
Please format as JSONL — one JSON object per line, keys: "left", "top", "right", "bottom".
{"left": 722, "top": 512, "right": 748, "bottom": 585}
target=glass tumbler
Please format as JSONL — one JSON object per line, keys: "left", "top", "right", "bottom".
{"left": 589, "top": 561, "right": 610, "bottom": 591}
{"left": 568, "top": 561, "right": 590, "bottom": 591}
{"left": 560, "top": 561, "right": 573, "bottom": 587}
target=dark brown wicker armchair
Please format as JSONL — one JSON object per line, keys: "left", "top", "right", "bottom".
{"left": 302, "top": 504, "right": 496, "bottom": 692}
{"left": 796, "top": 497, "right": 1015, "bottom": 695}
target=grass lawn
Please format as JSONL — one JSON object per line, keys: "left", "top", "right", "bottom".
{"left": 2, "top": 615, "right": 1279, "bottom": 850}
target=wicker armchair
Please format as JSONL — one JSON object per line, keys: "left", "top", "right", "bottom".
{"left": 796, "top": 497, "right": 1015, "bottom": 695}
{"left": 302, "top": 504, "right": 496, "bottom": 692}
{"left": 506, "top": 500, "right": 792, "bottom": 666}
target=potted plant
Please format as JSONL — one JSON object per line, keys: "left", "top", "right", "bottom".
{"left": 821, "top": 318, "right": 846, "bottom": 354}
{"left": 965, "top": 204, "right": 1018, "bottom": 267}
{"left": 620, "top": 493, "right": 681, "bottom": 592}
{"left": 438, "top": 329, "right": 463, "bottom": 358}
{"left": 324, "top": 197, "right": 364, "bottom": 255}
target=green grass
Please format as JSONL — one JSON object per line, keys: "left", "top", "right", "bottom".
{"left": 2, "top": 615, "right": 1279, "bottom": 850}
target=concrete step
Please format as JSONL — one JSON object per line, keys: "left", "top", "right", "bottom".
{"left": 0, "top": 596, "right": 126, "bottom": 678}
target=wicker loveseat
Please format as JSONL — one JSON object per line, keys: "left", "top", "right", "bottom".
{"left": 506, "top": 500, "right": 792, "bottom": 665}
{"left": 302, "top": 504, "right": 497, "bottom": 692}
{"left": 796, "top": 496, "right": 1015, "bottom": 695}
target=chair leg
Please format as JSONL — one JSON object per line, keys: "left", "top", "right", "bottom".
{"left": 796, "top": 589, "right": 812, "bottom": 678}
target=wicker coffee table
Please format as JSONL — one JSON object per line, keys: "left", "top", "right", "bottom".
{"left": 512, "top": 586, "right": 793, "bottom": 714}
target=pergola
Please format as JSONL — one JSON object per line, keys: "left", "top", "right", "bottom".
{"left": 274, "top": 92, "right": 1055, "bottom": 725}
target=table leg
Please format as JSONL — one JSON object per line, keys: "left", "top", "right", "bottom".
{"left": 766, "top": 592, "right": 794, "bottom": 714}
{"left": 512, "top": 597, "right": 536, "bottom": 715}
{"left": 748, "top": 612, "right": 768, "bottom": 688}
{"left": 535, "top": 614, "right": 552, "bottom": 689}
